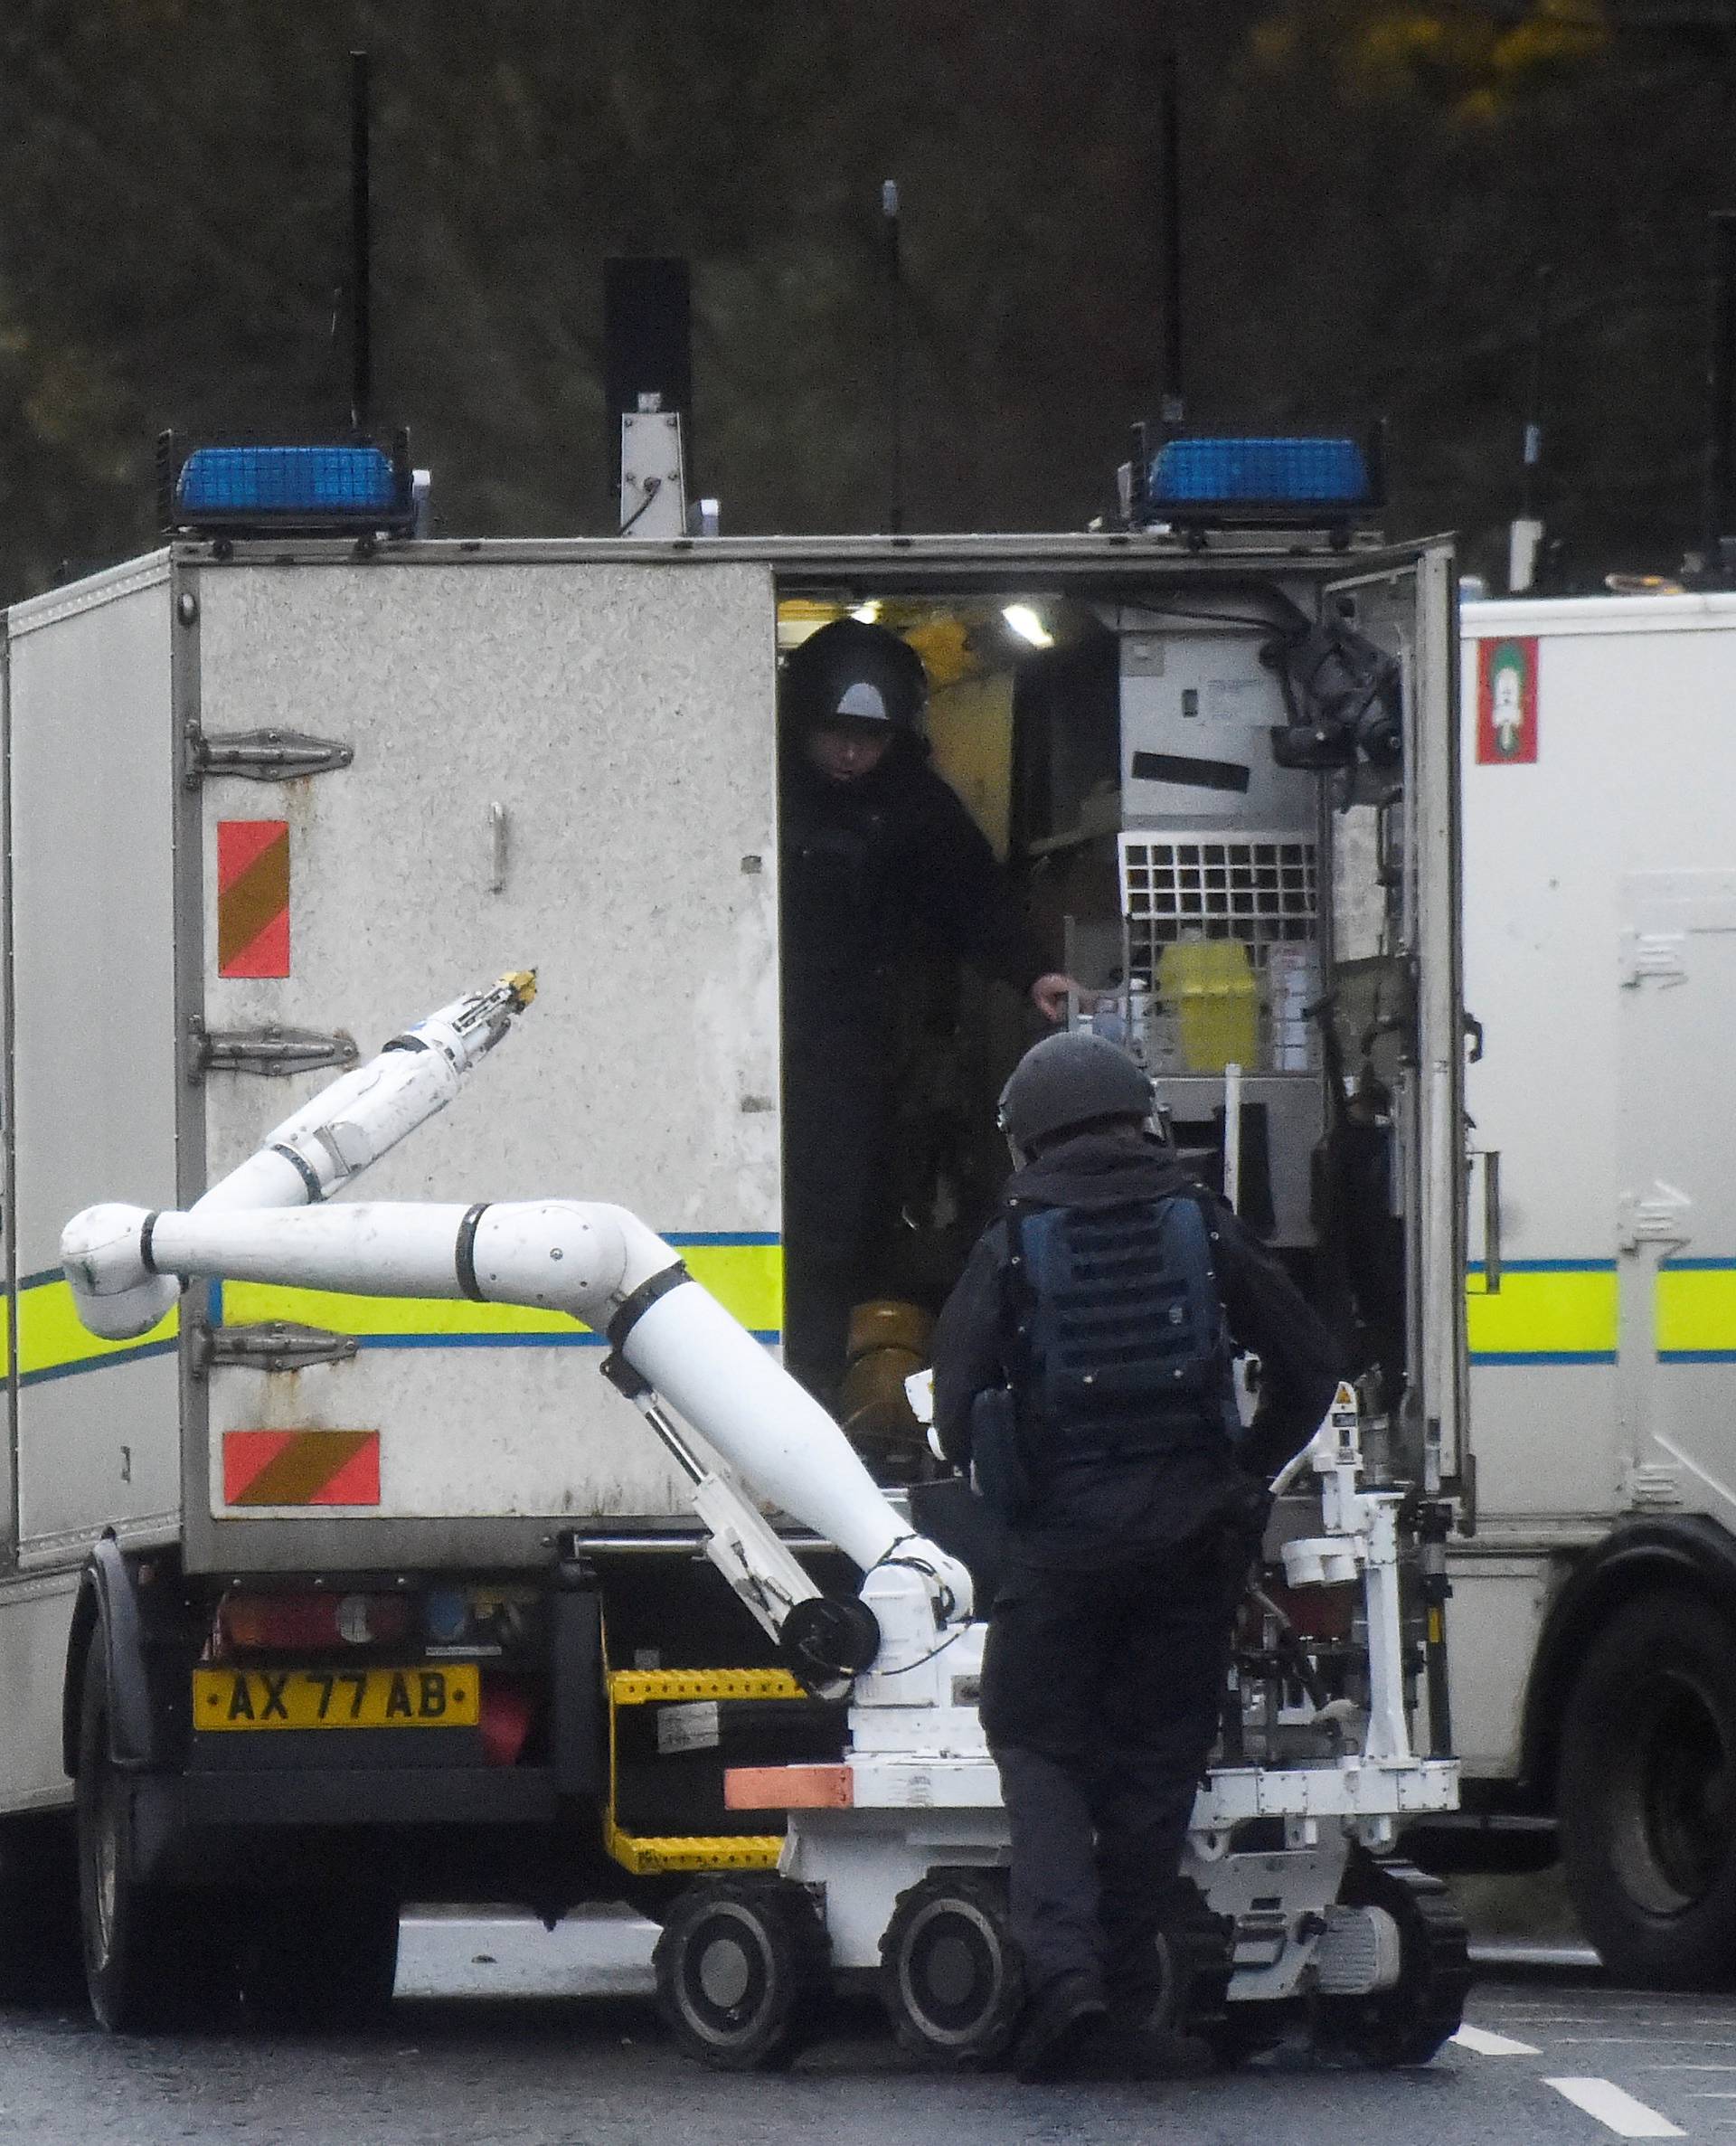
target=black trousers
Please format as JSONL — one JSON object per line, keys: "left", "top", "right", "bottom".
{"left": 780, "top": 1012, "right": 892, "bottom": 1402}
{"left": 980, "top": 1538, "right": 1238, "bottom": 2008}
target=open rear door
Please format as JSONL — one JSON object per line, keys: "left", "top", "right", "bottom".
{"left": 182, "top": 556, "right": 780, "bottom": 1571}
{"left": 1325, "top": 544, "right": 1467, "bottom": 1494}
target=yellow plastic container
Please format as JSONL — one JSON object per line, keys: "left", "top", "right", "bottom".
{"left": 1163, "top": 939, "right": 1259, "bottom": 1073}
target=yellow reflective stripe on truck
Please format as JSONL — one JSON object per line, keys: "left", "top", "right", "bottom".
{"left": 8, "top": 1270, "right": 179, "bottom": 1387}
{"left": 217, "top": 1235, "right": 785, "bottom": 1348}
{"left": 1466, "top": 1262, "right": 1618, "bottom": 1365}
{"left": 4, "top": 1239, "right": 775, "bottom": 1385}
{"left": 14, "top": 1246, "right": 1729, "bottom": 1380}
{"left": 1656, "top": 1261, "right": 1736, "bottom": 1362}
{"left": 1467, "top": 1260, "right": 1736, "bottom": 1366}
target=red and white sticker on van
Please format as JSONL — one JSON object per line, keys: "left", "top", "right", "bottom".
{"left": 1476, "top": 637, "right": 1539, "bottom": 765}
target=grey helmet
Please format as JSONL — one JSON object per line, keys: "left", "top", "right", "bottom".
{"left": 996, "top": 1031, "right": 1156, "bottom": 1156}
{"left": 781, "top": 619, "right": 928, "bottom": 733}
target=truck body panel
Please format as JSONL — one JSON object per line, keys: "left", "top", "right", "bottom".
{"left": 1453, "top": 591, "right": 1736, "bottom": 1771}
{"left": 5, "top": 558, "right": 182, "bottom": 1571}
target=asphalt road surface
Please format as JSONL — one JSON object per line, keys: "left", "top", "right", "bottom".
{"left": 0, "top": 1908, "right": 1730, "bottom": 2145}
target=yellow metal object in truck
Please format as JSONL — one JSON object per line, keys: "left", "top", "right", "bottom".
{"left": 1165, "top": 939, "right": 1260, "bottom": 1073}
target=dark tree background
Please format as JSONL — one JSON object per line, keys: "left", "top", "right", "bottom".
{"left": 3, "top": 0, "right": 1734, "bottom": 600}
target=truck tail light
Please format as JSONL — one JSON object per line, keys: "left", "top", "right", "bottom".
{"left": 216, "top": 1590, "right": 414, "bottom": 1655}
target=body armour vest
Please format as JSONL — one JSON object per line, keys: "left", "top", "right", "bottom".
{"left": 1008, "top": 1193, "right": 1239, "bottom": 1462}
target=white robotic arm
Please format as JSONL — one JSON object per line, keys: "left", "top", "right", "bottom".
{"left": 62, "top": 1196, "right": 972, "bottom": 1685}
{"left": 196, "top": 969, "right": 541, "bottom": 1215}
{"left": 65, "top": 970, "right": 538, "bottom": 1342}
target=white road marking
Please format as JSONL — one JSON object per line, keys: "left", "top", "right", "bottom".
{"left": 1452, "top": 2025, "right": 1542, "bottom": 2056}
{"left": 1545, "top": 2078, "right": 1686, "bottom": 2139}
{"left": 1561, "top": 2039, "right": 1736, "bottom": 2050}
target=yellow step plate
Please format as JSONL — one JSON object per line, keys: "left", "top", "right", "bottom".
{"left": 608, "top": 1668, "right": 807, "bottom": 1706}
{"left": 603, "top": 1821, "right": 783, "bottom": 1877}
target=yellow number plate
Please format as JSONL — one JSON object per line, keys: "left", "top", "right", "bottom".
{"left": 193, "top": 1664, "right": 480, "bottom": 1731}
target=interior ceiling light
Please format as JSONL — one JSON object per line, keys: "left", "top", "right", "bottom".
{"left": 852, "top": 600, "right": 882, "bottom": 624}
{"left": 1002, "top": 603, "right": 1053, "bottom": 649}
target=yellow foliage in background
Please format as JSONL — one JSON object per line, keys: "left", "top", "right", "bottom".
{"left": 1254, "top": 1, "right": 1609, "bottom": 121}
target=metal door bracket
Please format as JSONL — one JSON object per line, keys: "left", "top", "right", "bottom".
{"left": 1617, "top": 1180, "right": 1693, "bottom": 1253}
{"left": 188, "top": 1020, "right": 360, "bottom": 1082}
{"left": 195, "top": 1323, "right": 359, "bottom": 1376}
{"left": 1618, "top": 930, "right": 1688, "bottom": 988}
{"left": 1621, "top": 1461, "right": 1684, "bottom": 1510}
{"left": 184, "top": 724, "right": 354, "bottom": 788}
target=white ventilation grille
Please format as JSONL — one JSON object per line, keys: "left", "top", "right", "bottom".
{"left": 1118, "top": 833, "right": 1322, "bottom": 1074}
{"left": 1119, "top": 833, "right": 1318, "bottom": 986}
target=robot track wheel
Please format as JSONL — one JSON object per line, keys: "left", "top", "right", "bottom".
{"left": 653, "top": 1874, "right": 832, "bottom": 2072}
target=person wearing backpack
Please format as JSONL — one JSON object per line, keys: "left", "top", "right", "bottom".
{"left": 929, "top": 1031, "right": 1342, "bottom": 2081}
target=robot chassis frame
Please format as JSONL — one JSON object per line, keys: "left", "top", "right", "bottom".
{"left": 60, "top": 975, "right": 1467, "bottom": 2075}
{"left": 657, "top": 1400, "right": 1465, "bottom": 2072}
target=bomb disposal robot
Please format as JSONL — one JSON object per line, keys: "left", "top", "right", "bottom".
{"left": 64, "top": 990, "right": 1466, "bottom": 2070}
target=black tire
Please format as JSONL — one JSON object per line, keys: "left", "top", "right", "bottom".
{"left": 1316, "top": 1852, "right": 1470, "bottom": 2067}
{"left": 653, "top": 1875, "right": 831, "bottom": 2071}
{"left": 236, "top": 1888, "right": 400, "bottom": 2030}
{"left": 76, "top": 1640, "right": 234, "bottom": 2032}
{"left": 0, "top": 1813, "right": 83, "bottom": 2006}
{"left": 1558, "top": 1590, "right": 1736, "bottom": 1988}
{"left": 879, "top": 1869, "right": 1024, "bottom": 2067}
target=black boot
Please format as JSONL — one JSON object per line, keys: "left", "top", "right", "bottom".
{"left": 1014, "top": 1973, "right": 1109, "bottom": 2083}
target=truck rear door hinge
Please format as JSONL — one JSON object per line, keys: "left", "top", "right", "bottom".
{"left": 1618, "top": 929, "right": 1688, "bottom": 988}
{"left": 188, "top": 1020, "right": 360, "bottom": 1082}
{"left": 1617, "top": 1180, "right": 1693, "bottom": 1253}
{"left": 184, "top": 723, "right": 354, "bottom": 788}
{"left": 194, "top": 1323, "right": 360, "bottom": 1376}
{"left": 1620, "top": 1460, "right": 1684, "bottom": 1510}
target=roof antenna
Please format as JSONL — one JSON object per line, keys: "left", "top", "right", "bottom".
{"left": 882, "top": 180, "right": 906, "bottom": 534}
{"left": 1703, "top": 211, "right": 1736, "bottom": 584}
{"left": 1124, "top": 33, "right": 1184, "bottom": 525}
{"left": 1158, "top": 35, "right": 1185, "bottom": 440}
{"left": 350, "top": 49, "right": 373, "bottom": 436}
{"left": 1508, "top": 264, "right": 1552, "bottom": 594}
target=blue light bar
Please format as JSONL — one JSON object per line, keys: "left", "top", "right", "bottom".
{"left": 1149, "top": 436, "right": 1373, "bottom": 511}
{"left": 175, "top": 444, "right": 403, "bottom": 524}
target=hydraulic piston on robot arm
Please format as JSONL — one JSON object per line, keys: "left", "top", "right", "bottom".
{"left": 61, "top": 1192, "right": 972, "bottom": 1688}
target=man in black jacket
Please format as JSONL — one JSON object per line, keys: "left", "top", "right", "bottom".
{"left": 779, "top": 619, "right": 1076, "bottom": 1403}
{"left": 930, "top": 1030, "right": 1342, "bottom": 2080}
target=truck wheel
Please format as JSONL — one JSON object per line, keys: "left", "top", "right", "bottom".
{"left": 1316, "top": 1853, "right": 1470, "bottom": 2067}
{"left": 76, "top": 1642, "right": 231, "bottom": 2031}
{"left": 653, "top": 1875, "right": 830, "bottom": 2071}
{"left": 237, "top": 1889, "right": 400, "bottom": 2028}
{"left": 0, "top": 1813, "right": 83, "bottom": 2004}
{"left": 879, "top": 1870, "right": 1024, "bottom": 2067}
{"left": 1558, "top": 1590, "right": 1736, "bottom": 1987}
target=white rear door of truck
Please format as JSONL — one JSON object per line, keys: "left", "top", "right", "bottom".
{"left": 182, "top": 557, "right": 780, "bottom": 1571}
{"left": 1461, "top": 598, "right": 1736, "bottom": 1529}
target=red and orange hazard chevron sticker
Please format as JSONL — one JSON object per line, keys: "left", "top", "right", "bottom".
{"left": 217, "top": 819, "right": 291, "bottom": 978}
{"left": 223, "top": 1431, "right": 381, "bottom": 1507}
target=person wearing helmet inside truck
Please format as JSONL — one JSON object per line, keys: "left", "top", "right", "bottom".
{"left": 778, "top": 618, "right": 1078, "bottom": 1405}
{"left": 930, "top": 1031, "right": 1341, "bottom": 2081}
